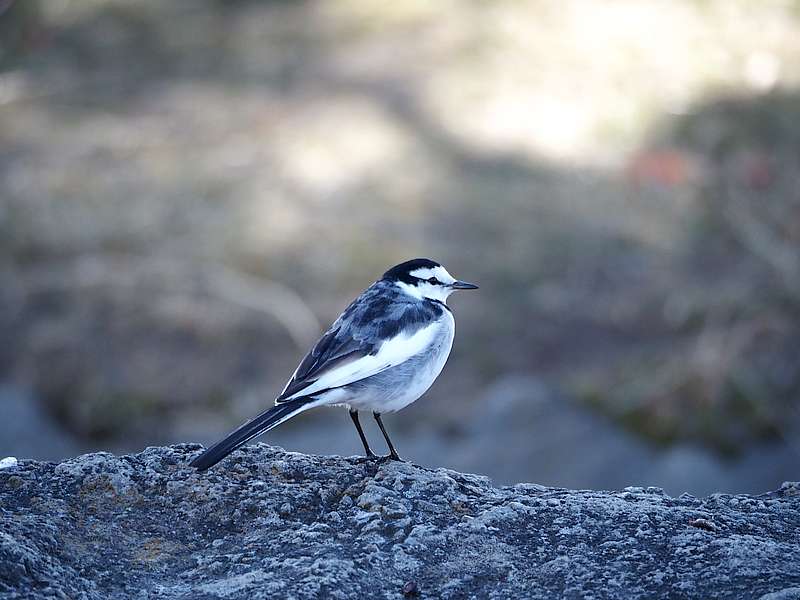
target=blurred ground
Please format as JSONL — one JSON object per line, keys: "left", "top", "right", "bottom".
{"left": 1, "top": 0, "right": 799, "bottom": 494}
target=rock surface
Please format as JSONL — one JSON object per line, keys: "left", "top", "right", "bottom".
{"left": 1, "top": 444, "right": 799, "bottom": 600}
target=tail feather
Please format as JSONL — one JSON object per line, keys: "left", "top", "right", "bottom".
{"left": 190, "top": 397, "right": 313, "bottom": 471}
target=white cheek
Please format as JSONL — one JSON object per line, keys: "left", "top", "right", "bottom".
{"left": 397, "top": 280, "right": 453, "bottom": 302}
{"left": 419, "top": 283, "right": 452, "bottom": 302}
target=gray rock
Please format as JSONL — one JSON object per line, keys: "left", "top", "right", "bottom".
{"left": 1, "top": 444, "right": 798, "bottom": 600}
{"left": 759, "top": 589, "right": 800, "bottom": 600}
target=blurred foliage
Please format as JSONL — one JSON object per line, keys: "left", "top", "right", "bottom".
{"left": 0, "top": 0, "right": 798, "bottom": 456}
{"left": 575, "top": 90, "right": 800, "bottom": 454}
{"left": 0, "top": 1, "right": 42, "bottom": 65}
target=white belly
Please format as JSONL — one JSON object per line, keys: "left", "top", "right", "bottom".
{"left": 336, "top": 310, "right": 455, "bottom": 413}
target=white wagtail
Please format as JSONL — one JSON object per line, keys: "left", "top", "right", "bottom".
{"left": 190, "top": 258, "right": 478, "bottom": 470}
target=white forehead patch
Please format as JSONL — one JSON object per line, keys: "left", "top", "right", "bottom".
{"left": 409, "top": 266, "right": 455, "bottom": 284}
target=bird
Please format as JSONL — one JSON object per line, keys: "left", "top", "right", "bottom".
{"left": 190, "top": 258, "right": 478, "bottom": 470}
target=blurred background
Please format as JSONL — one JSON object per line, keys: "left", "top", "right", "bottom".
{"left": 1, "top": 0, "right": 798, "bottom": 495}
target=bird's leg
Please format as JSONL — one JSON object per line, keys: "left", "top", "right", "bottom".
{"left": 373, "top": 412, "right": 402, "bottom": 461}
{"left": 349, "top": 410, "right": 377, "bottom": 458}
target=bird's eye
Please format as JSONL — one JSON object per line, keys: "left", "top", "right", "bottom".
{"left": 427, "top": 277, "right": 441, "bottom": 285}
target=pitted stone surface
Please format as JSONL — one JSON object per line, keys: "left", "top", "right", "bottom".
{"left": 1, "top": 444, "right": 798, "bottom": 599}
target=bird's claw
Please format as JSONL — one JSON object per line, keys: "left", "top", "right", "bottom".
{"left": 378, "top": 453, "right": 403, "bottom": 463}
{"left": 355, "top": 453, "right": 403, "bottom": 463}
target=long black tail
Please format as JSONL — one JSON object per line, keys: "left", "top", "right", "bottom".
{"left": 190, "top": 397, "right": 313, "bottom": 471}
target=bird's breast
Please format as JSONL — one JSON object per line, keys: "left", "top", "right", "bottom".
{"left": 344, "top": 311, "right": 455, "bottom": 413}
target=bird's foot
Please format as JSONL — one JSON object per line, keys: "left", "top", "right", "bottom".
{"left": 354, "top": 452, "right": 403, "bottom": 463}
{"left": 353, "top": 451, "right": 378, "bottom": 463}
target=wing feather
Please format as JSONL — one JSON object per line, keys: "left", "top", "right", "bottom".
{"left": 276, "top": 281, "right": 443, "bottom": 403}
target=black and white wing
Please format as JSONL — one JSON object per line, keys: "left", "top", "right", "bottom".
{"left": 276, "top": 281, "right": 445, "bottom": 403}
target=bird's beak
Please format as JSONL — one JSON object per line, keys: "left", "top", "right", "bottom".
{"left": 451, "top": 280, "right": 479, "bottom": 290}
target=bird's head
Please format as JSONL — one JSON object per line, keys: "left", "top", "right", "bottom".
{"left": 383, "top": 258, "right": 478, "bottom": 303}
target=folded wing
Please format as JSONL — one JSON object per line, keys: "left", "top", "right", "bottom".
{"left": 277, "top": 322, "right": 440, "bottom": 402}
{"left": 276, "top": 282, "right": 443, "bottom": 403}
